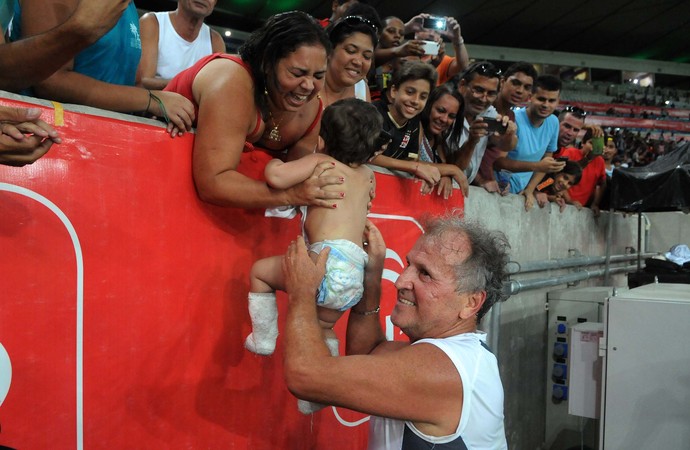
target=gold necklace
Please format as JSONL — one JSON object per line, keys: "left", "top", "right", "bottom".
{"left": 264, "top": 87, "right": 284, "bottom": 142}
{"left": 267, "top": 109, "right": 283, "bottom": 142}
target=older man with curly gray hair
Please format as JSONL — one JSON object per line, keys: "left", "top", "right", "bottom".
{"left": 283, "top": 216, "right": 510, "bottom": 450}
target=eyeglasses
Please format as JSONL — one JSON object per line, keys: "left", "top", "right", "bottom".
{"left": 469, "top": 85, "right": 498, "bottom": 100}
{"left": 562, "top": 105, "right": 587, "bottom": 117}
{"left": 339, "top": 15, "right": 379, "bottom": 33}
{"left": 464, "top": 62, "right": 502, "bottom": 80}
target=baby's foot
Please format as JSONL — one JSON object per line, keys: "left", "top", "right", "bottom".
{"left": 244, "top": 333, "right": 276, "bottom": 355}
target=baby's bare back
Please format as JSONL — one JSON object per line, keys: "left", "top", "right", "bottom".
{"left": 304, "top": 158, "right": 373, "bottom": 246}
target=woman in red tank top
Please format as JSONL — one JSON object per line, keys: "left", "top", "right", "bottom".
{"left": 166, "top": 11, "right": 345, "bottom": 209}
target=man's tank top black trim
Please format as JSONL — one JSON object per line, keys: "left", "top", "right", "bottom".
{"left": 401, "top": 424, "right": 468, "bottom": 449}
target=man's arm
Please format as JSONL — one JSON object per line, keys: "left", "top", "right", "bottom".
{"left": 21, "top": 0, "right": 194, "bottom": 135}
{"left": 374, "top": 40, "right": 425, "bottom": 67}
{"left": 210, "top": 28, "right": 226, "bottom": 53}
{"left": 452, "top": 117, "right": 489, "bottom": 170}
{"left": 346, "top": 221, "right": 389, "bottom": 356}
{"left": 521, "top": 152, "right": 558, "bottom": 211}
{"left": 282, "top": 233, "right": 463, "bottom": 436}
{"left": 494, "top": 154, "right": 564, "bottom": 173}
{"left": 0, "top": 0, "right": 128, "bottom": 92}
{"left": 439, "top": 16, "right": 469, "bottom": 81}
{"left": 264, "top": 153, "right": 330, "bottom": 189}
{"left": 136, "top": 13, "right": 168, "bottom": 90}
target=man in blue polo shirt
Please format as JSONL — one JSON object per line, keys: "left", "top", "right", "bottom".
{"left": 494, "top": 74, "right": 566, "bottom": 210}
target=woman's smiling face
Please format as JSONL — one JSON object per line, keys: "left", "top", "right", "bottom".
{"left": 328, "top": 32, "right": 374, "bottom": 88}
{"left": 428, "top": 93, "right": 460, "bottom": 136}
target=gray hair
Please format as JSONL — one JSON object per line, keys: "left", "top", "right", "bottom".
{"left": 423, "top": 216, "right": 511, "bottom": 322}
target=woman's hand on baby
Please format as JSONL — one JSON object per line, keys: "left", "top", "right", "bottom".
{"left": 287, "top": 161, "right": 344, "bottom": 208}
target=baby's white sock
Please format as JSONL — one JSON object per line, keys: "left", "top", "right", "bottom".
{"left": 244, "top": 292, "right": 279, "bottom": 355}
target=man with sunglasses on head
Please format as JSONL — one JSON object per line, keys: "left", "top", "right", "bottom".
{"left": 450, "top": 61, "right": 517, "bottom": 190}
{"left": 555, "top": 104, "right": 605, "bottom": 154}
{"left": 494, "top": 74, "right": 564, "bottom": 211}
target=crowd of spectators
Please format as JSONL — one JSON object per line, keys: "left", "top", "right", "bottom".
{"left": 606, "top": 126, "right": 686, "bottom": 168}
{"left": 3, "top": 0, "right": 684, "bottom": 193}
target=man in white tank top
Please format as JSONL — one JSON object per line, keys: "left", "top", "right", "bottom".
{"left": 283, "top": 217, "right": 510, "bottom": 449}
{"left": 137, "top": 0, "right": 225, "bottom": 90}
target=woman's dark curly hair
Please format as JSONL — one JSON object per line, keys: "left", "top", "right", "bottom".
{"left": 320, "top": 98, "right": 383, "bottom": 166}
{"left": 238, "top": 11, "right": 331, "bottom": 119}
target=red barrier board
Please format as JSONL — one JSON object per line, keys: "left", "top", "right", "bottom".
{"left": 0, "top": 98, "right": 463, "bottom": 449}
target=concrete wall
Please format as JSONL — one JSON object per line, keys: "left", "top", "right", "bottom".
{"left": 644, "top": 211, "right": 690, "bottom": 254}
{"left": 464, "top": 187, "right": 641, "bottom": 450}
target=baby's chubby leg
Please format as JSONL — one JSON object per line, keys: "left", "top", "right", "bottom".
{"left": 249, "top": 255, "right": 285, "bottom": 293}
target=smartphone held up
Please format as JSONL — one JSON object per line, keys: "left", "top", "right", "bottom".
{"left": 422, "top": 16, "right": 447, "bottom": 31}
{"left": 482, "top": 117, "right": 508, "bottom": 135}
{"left": 420, "top": 40, "right": 440, "bottom": 55}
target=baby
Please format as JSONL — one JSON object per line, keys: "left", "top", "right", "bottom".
{"left": 535, "top": 160, "right": 582, "bottom": 212}
{"left": 245, "top": 98, "right": 384, "bottom": 362}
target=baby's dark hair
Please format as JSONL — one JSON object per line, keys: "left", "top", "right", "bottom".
{"left": 561, "top": 160, "right": 583, "bottom": 184}
{"left": 320, "top": 98, "right": 383, "bottom": 165}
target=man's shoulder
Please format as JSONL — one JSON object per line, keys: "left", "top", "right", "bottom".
{"left": 545, "top": 113, "right": 559, "bottom": 126}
